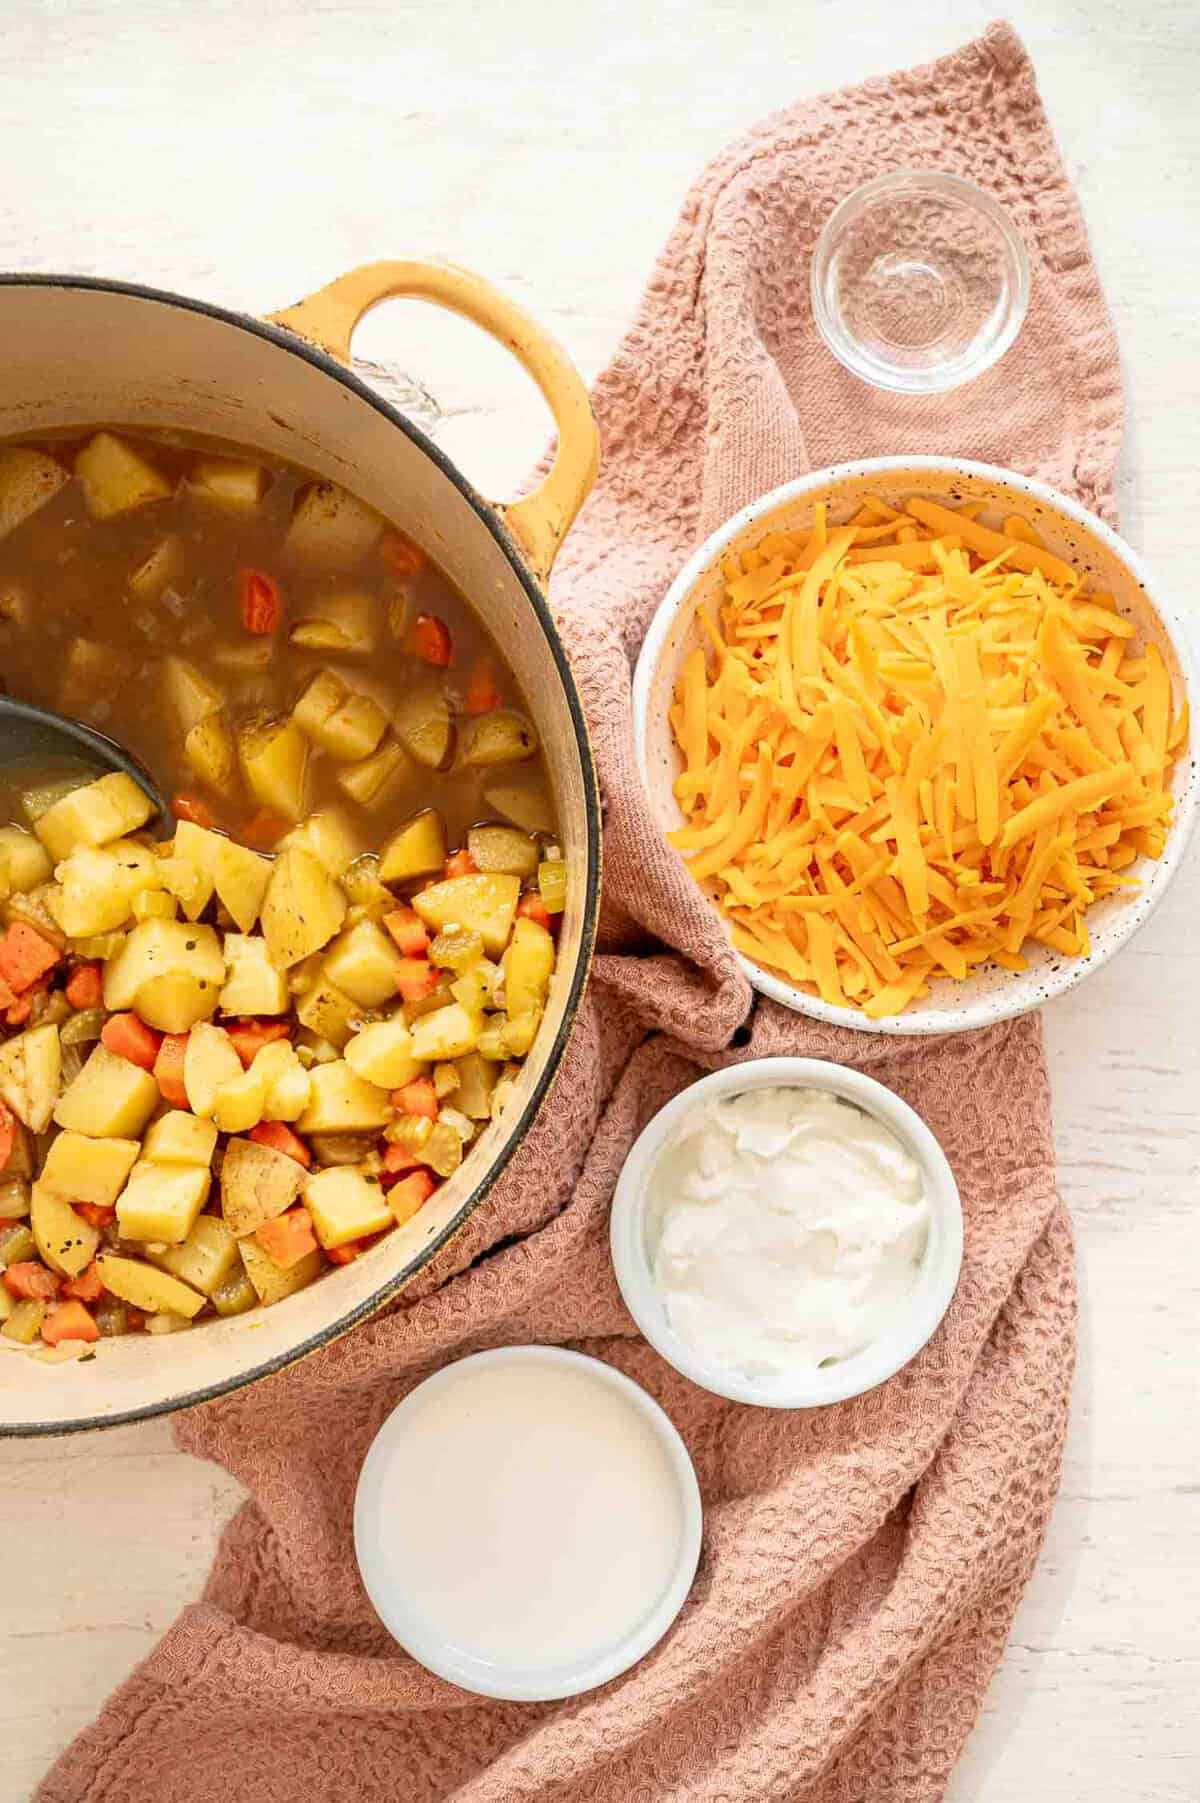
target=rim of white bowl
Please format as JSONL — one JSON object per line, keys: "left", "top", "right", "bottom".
{"left": 353, "top": 1345, "right": 703, "bottom": 1701}
{"left": 609, "top": 1057, "right": 963, "bottom": 1409}
{"left": 632, "top": 456, "right": 1200, "bottom": 1035}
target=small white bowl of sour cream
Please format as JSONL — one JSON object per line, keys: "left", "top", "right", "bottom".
{"left": 610, "top": 1058, "right": 962, "bottom": 1408}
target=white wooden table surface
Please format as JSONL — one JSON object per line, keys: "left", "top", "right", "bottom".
{"left": 1, "top": 3, "right": 1197, "bottom": 1798}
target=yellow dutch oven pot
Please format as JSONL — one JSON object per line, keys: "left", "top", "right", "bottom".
{"left": 0, "top": 262, "right": 601, "bottom": 1435}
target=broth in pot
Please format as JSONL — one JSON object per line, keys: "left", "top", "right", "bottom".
{"left": 0, "top": 429, "right": 565, "bottom": 1355}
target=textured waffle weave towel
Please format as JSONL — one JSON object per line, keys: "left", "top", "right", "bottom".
{"left": 41, "top": 22, "right": 1120, "bottom": 1803}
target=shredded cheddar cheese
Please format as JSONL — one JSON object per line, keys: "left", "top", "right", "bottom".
{"left": 666, "top": 496, "right": 1185, "bottom": 1017}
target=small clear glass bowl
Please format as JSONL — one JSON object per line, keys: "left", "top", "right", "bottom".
{"left": 810, "top": 170, "right": 1031, "bottom": 394}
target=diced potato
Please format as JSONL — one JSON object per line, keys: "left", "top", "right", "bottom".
{"left": 393, "top": 687, "right": 453, "bottom": 769}
{"left": 169, "top": 818, "right": 221, "bottom": 913}
{"left": 0, "top": 446, "right": 70, "bottom": 539}
{"left": 293, "top": 669, "right": 345, "bottom": 737}
{"left": 211, "top": 1258, "right": 258, "bottom": 1316}
{"left": 412, "top": 872, "right": 520, "bottom": 956}
{"left": 97, "top": 1253, "right": 205, "bottom": 1318}
{"left": 302, "top": 1164, "right": 393, "bottom": 1249}
{"left": 503, "top": 916, "right": 555, "bottom": 1016}
{"left": 239, "top": 717, "right": 309, "bottom": 821}
{"left": 323, "top": 919, "right": 404, "bottom": 1008}
{"left": 467, "top": 824, "right": 539, "bottom": 877}
{"left": 128, "top": 535, "right": 183, "bottom": 603}
{"left": 295, "top": 973, "right": 359, "bottom": 1049}
{"left": 449, "top": 957, "right": 499, "bottom": 1014}
{"left": 219, "top": 933, "right": 290, "bottom": 1015}
{"left": 501, "top": 1009, "right": 542, "bottom": 1057}
{"left": 297, "top": 1060, "right": 391, "bottom": 1134}
{"left": 58, "top": 637, "right": 133, "bottom": 716}
{"left": 454, "top": 1052, "right": 498, "bottom": 1120}
{"left": 461, "top": 710, "right": 539, "bottom": 767}
{"left": 150, "top": 1214, "right": 238, "bottom": 1296}
{"left": 0, "top": 1024, "right": 62, "bottom": 1134}
{"left": 31, "top": 1182, "right": 100, "bottom": 1278}
{"left": 260, "top": 845, "right": 347, "bottom": 969}
{"left": 163, "top": 657, "right": 224, "bottom": 736}
{"left": 212, "top": 838, "right": 272, "bottom": 933}
{"left": 290, "top": 593, "right": 378, "bottom": 654}
{"left": 75, "top": 432, "right": 172, "bottom": 519}
{"left": 35, "top": 772, "right": 155, "bottom": 863}
{"left": 281, "top": 808, "right": 362, "bottom": 878}
{"left": 220, "top": 1136, "right": 307, "bottom": 1237}
{"left": 410, "top": 1002, "right": 481, "bottom": 1062}
{"left": 379, "top": 809, "right": 447, "bottom": 885}
{"left": 136, "top": 970, "right": 222, "bottom": 1034}
{"left": 344, "top": 1020, "right": 425, "bottom": 1089}
{"left": 292, "top": 670, "right": 386, "bottom": 759}
{"left": 54, "top": 1043, "right": 159, "bottom": 1138}
{"left": 189, "top": 455, "right": 268, "bottom": 509}
{"left": 41, "top": 1131, "right": 139, "bottom": 1205}
{"left": 116, "top": 1160, "right": 210, "bottom": 1243}
{"left": 335, "top": 735, "right": 411, "bottom": 809}
{"left": 0, "top": 827, "right": 51, "bottom": 894}
{"left": 239, "top": 1235, "right": 321, "bottom": 1306}
{"left": 143, "top": 1111, "right": 218, "bottom": 1167}
{"left": 54, "top": 840, "right": 157, "bottom": 938}
{"left": 103, "top": 918, "right": 225, "bottom": 1018}
{"left": 185, "top": 712, "right": 240, "bottom": 798}
{"left": 284, "top": 482, "right": 383, "bottom": 570}
{"left": 251, "top": 1041, "right": 311, "bottom": 1122}
{"left": 212, "top": 1065, "right": 268, "bottom": 1134}
{"left": 183, "top": 1021, "right": 244, "bottom": 1119}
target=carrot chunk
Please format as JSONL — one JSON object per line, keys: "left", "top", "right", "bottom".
{"left": 412, "top": 613, "right": 452, "bottom": 666}
{"left": 444, "top": 848, "right": 477, "bottom": 878}
{"left": 463, "top": 655, "right": 503, "bottom": 715}
{"left": 240, "top": 808, "right": 291, "bottom": 850}
{"left": 62, "top": 1261, "right": 105, "bottom": 1304}
{"left": 325, "top": 1240, "right": 365, "bottom": 1264}
{"left": 383, "top": 906, "right": 430, "bottom": 958}
{"left": 395, "top": 958, "right": 440, "bottom": 1003}
{"left": 392, "top": 1076, "right": 438, "bottom": 1120}
{"left": 172, "top": 792, "right": 217, "bottom": 829}
{"left": 3, "top": 1261, "right": 60, "bottom": 1302}
{"left": 249, "top": 1121, "right": 312, "bottom": 1168}
{"left": 387, "top": 1169, "right": 436, "bottom": 1225}
{"left": 238, "top": 567, "right": 282, "bottom": 634}
{"left": 101, "top": 1012, "right": 163, "bottom": 1072}
{"left": 517, "top": 891, "right": 552, "bottom": 931}
{"left": 65, "top": 961, "right": 104, "bottom": 1009}
{"left": 379, "top": 530, "right": 426, "bottom": 578}
{"left": 153, "top": 1032, "right": 191, "bottom": 1108}
{"left": 0, "top": 921, "right": 61, "bottom": 994}
{"left": 76, "top": 1202, "right": 116, "bottom": 1231}
{"left": 255, "top": 1205, "right": 318, "bottom": 1269}
{"left": 41, "top": 1299, "right": 99, "bottom": 1346}
{"left": 226, "top": 1019, "right": 291, "bottom": 1069}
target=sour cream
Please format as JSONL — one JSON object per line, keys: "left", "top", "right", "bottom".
{"left": 651, "top": 1086, "right": 930, "bottom": 1379}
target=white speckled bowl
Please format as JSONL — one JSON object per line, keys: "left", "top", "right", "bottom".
{"left": 632, "top": 458, "right": 1199, "bottom": 1035}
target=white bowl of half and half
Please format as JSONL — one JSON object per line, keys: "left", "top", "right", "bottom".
{"left": 631, "top": 458, "right": 1199, "bottom": 1035}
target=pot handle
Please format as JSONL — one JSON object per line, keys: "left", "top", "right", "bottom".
{"left": 267, "top": 260, "right": 599, "bottom": 584}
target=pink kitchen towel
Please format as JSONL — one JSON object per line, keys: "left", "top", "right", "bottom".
{"left": 41, "top": 22, "right": 1119, "bottom": 1802}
